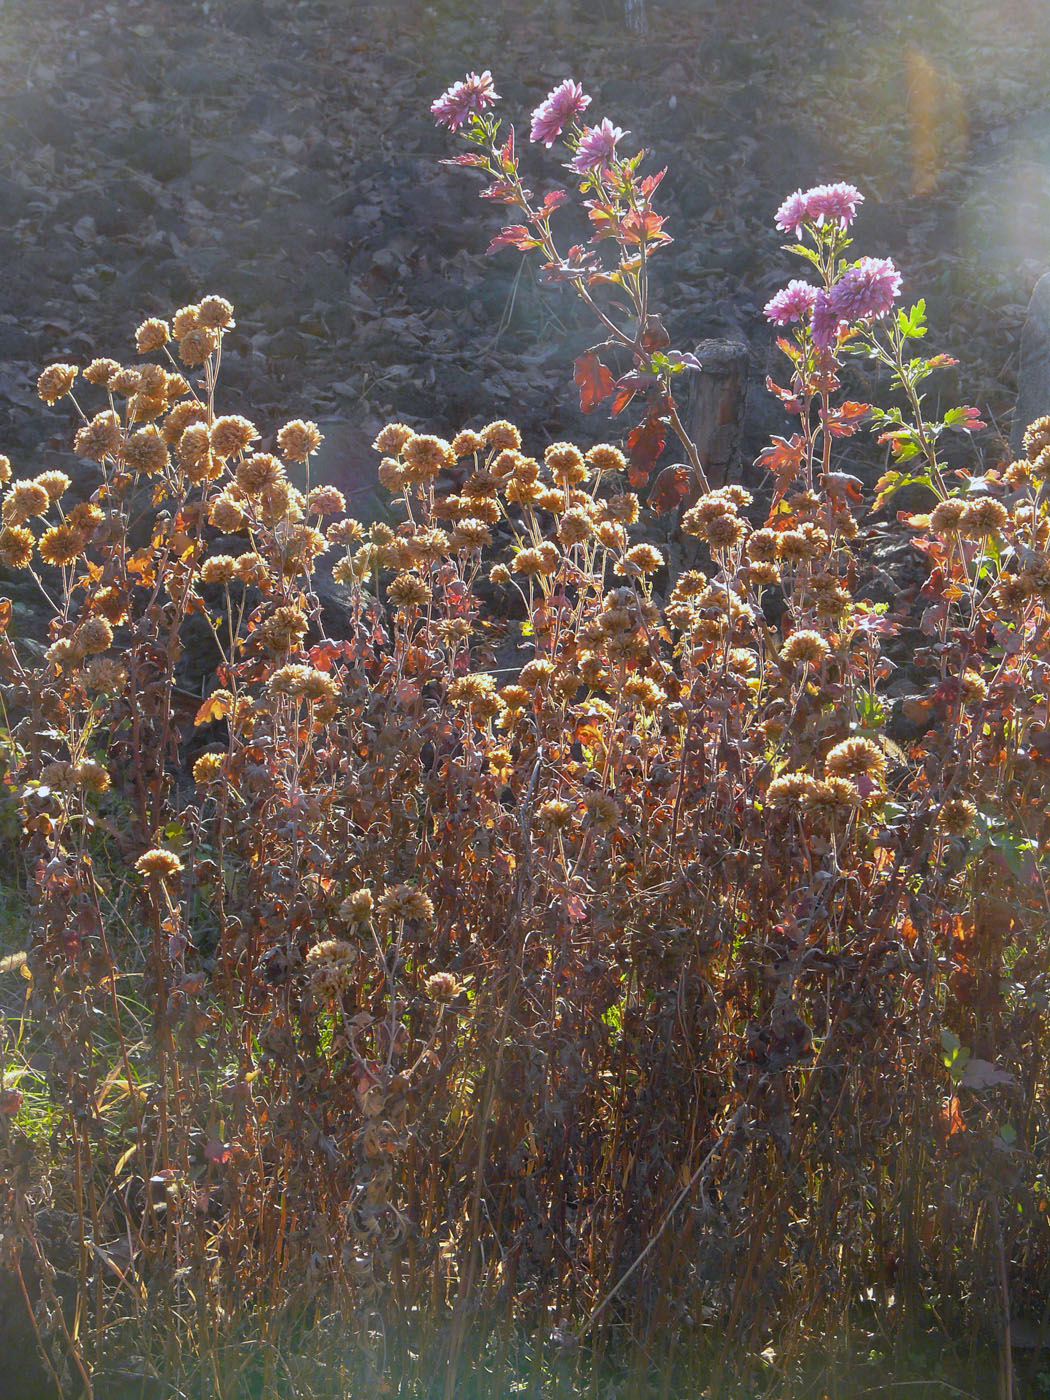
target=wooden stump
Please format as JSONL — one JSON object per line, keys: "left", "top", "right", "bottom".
{"left": 684, "top": 338, "right": 749, "bottom": 488}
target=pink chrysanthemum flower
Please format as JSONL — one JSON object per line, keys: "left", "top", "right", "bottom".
{"left": 774, "top": 189, "right": 810, "bottom": 238}
{"left": 774, "top": 182, "right": 864, "bottom": 237}
{"left": 804, "top": 182, "right": 864, "bottom": 229}
{"left": 431, "top": 70, "right": 500, "bottom": 132}
{"left": 764, "top": 279, "right": 820, "bottom": 326}
{"left": 570, "top": 118, "right": 627, "bottom": 173}
{"left": 530, "top": 79, "right": 591, "bottom": 147}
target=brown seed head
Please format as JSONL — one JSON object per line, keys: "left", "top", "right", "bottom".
{"left": 75, "top": 410, "right": 122, "bottom": 462}
{"left": 0, "top": 524, "right": 33, "bottom": 568}
{"left": 135, "top": 318, "right": 170, "bottom": 353}
{"left": 37, "top": 363, "right": 77, "bottom": 404}
{"left": 135, "top": 848, "right": 184, "bottom": 879}
{"left": 122, "top": 428, "right": 168, "bottom": 476}
{"left": 277, "top": 419, "right": 323, "bottom": 461}
{"left": 83, "top": 357, "right": 120, "bottom": 387}
{"left": 210, "top": 415, "right": 259, "bottom": 460}
{"left": 197, "top": 295, "right": 234, "bottom": 330}
{"left": 586, "top": 443, "right": 627, "bottom": 473}
{"left": 452, "top": 429, "right": 485, "bottom": 457}
{"left": 3, "top": 480, "right": 50, "bottom": 524}
{"left": 481, "top": 420, "right": 521, "bottom": 451}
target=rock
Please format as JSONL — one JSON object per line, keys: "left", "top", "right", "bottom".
{"left": 1011, "top": 272, "right": 1050, "bottom": 458}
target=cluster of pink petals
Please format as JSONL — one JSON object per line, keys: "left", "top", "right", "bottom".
{"left": 774, "top": 182, "right": 865, "bottom": 237}
{"left": 570, "top": 118, "right": 627, "bottom": 174}
{"left": 811, "top": 256, "right": 902, "bottom": 349}
{"left": 764, "top": 279, "right": 820, "bottom": 326}
{"left": 431, "top": 70, "right": 500, "bottom": 132}
{"left": 530, "top": 79, "right": 591, "bottom": 148}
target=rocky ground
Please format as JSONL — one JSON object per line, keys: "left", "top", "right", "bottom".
{"left": 1, "top": 0, "right": 1049, "bottom": 495}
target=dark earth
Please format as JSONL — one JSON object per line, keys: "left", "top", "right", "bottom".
{"left": 2, "top": 0, "right": 1050, "bottom": 509}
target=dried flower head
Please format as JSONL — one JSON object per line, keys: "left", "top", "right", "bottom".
{"left": 162, "top": 400, "right": 208, "bottom": 445}
{"left": 930, "top": 498, "right": 967, "bottom": 534}
{"left": 75, "top": 410, "right": 122, "bottom": 462}
{"left": 959, "top": 498, "right": 1008, "bottom": 538}
{"left": 260, "top": 605, "right": 309, "bottom": 653}
{"left": 0, "top": 524, "right": 33, "bottom": 568}
{"left": 193, "top": 753, "right": 224, "bottom": 784}
{"left": 340, "top": 888, "right": 375, "bottom": 923}
{"left": 617, "top": 542, "right": 664, "bottom": 576}
{"left": 83, "top": 357, "right": 120, "bottom": 387}
{"left": 210, "top": 415, "right": 259, "bottom": 460}
{"left": 197, "top": 295, "right": 234, "bottom": 330}
{"left": 481, "top": 420, "right": 522, "bottom": 451}
{"left": 37, "top": 363, "right": 77, "bottom": 404}
{"left": 209, "top": 493, "right": 247, "bottom": 532}
{"left": 135, "top": 848, "right": 184, "bottom": 879}
{"left": 545, "top": 441, "right": 588, "bottom": 485}
{"left": 236, "top": 453, "right": 285, "bottom": 494}
{"left": 452, "top": 429, "right": 485, "bottom": 457}
{"left": 135, "top": 318, "right": 170, "bottom": 353}
{"left": 178, "top": 327, "right": 218, "bottom": 367}
{"left": 425, "top": 971, "right": 461, "bottom": 1003}
{"left": 122, "top": 427, "right": 168, "bottom": 476}
{"left": 538, "top": 798, "right": 573, "bottom": 830}
{"left": 76, "top": 617, "right": 113, "bottom": 655}
{"left": 200, "top": 555, "right": 238, "bottom": 585}
{"left": 278, "top": 419, "right": 323, "bottom": 461}
{"left": 38, "top": 523, "right": 85, "bottom": 567}
{"left": 3, "top": 480, "right": 49, "bottom": 524}
{"left": 379, "top": 884, "right": 434, "bottom": 925}
{"left": 34, "top": 470, "right": 71, "bottom": 502}
{"left": 373, "top": 422, "right": 415, "bottom": 455}
{"left": 305, "top": 484, "right": 345, "bottom": 517}
{"left": 782, "top": 630, "right": 830, "bottom": 667}
{"left": 824, "top": 737, "right": 886, "bottom": 783}
{"left": 402, "top": 434, "right": 454, "bottom": 481}
{"left": 1023, "top": 415, "right": 1050, "bottom": 462}
{"left": 936, "top": 798, "right": 977, "bottom": 834}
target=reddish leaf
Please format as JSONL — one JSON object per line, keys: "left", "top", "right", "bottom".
{"left": 626, "top": 409, "right": 668, "bottom": 487}
{"left": 639, "top": 167, "right": 667, "bottom": 197}
{"left": 499, "top": 126, "right": 515, "bottom": 170}
{"left": 0, "top": 598, "right": 10, "bottom": 633}
{"left": 439, "top": 153, "right": 488, "bottom": 168}
{"left": 621, "top": 207, "right": 671, "bottom": 246}
{"left": 648, "top": 463, "right": 696, "bottom": 513}
{"left": 486, "top": 224, "right": 541, "bottom": 254}
{"left": 640, "top": 315, "right": 670, "bottom": 352}
{"left": 573, "top": 353, "right": 615, "bottom": 413}
{"left": 539, "top": 188, "right": 570, "bottom": 217}
{"left": 309, "top": 640, "right": 353, "bottom": 672}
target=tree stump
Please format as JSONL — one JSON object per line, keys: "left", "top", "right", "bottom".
{"left": 1012, "top": 272, "right": 1050, "bottom": 459}
{"left": 684, "top": 338, "right": 749, "bottom": 488}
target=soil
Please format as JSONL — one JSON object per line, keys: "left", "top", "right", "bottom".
{"left": 1, "top": 0, "right": 1049, "bottom": 507}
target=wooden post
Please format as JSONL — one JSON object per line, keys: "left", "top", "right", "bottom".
{"left": 684, "top": 338, "right": 749, "bottom": 489}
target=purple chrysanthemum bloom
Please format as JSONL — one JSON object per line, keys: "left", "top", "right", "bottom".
{"left": 570, "top": 118, "right": 627, "bottom": 174}
{"left": 774, "top": 182, "right": 864, "bottom": 236}
{"left": 431, "top": 70, "right": 500, "bottom": 132}
{"left": 810, "top": 292, "right": 841, "bottom": 350}
{"left": 825, "top": 256, "right": 901, "bottom": 321}
{"left": 810, "top": 256, "right": 901, "bottom": 350}
{"left": 764, "top": 279, "right": 820, "bottom": 326}
{"left": 530, "top": 79, "right": 591, "bottom": 148}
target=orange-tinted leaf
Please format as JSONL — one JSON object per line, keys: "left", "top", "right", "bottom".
{"left": 0, "top": 598, "right": 10, "bottom": 633}
{"left": 755, "top": 433, "right": 805, "bottom": 501}
{"left": 195, "top": 691, "right": 233, "bottom": 726}
{"left": 573, "top": 353, "right": 615, "bottom": 413}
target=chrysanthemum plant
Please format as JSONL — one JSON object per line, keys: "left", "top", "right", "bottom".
{"left": 0, "top": 70, "right": 1047, "bottom": 1400}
